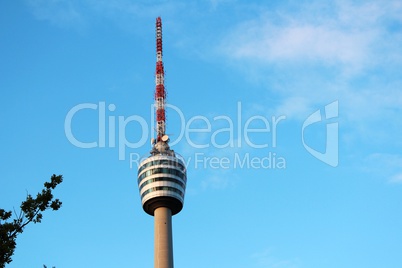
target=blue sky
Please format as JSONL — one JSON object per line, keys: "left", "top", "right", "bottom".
{"left": 1, "top": 0, "right": 402, "bottom": 267}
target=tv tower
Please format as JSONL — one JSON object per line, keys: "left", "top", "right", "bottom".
{"left": 137, "top": 17, "right": 187, "bottom": 268}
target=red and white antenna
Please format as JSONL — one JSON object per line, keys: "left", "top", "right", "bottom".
{"left": 155, "top": 17, "right": 166, "bottom": 142}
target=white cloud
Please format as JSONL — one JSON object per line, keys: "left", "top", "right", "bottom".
{"left": 389, "top": 173, "right": 402, "bottom": 184}
{"left": 26, "top": 0, "right": 85, "bottom": 29}
{"left": 220, "top": 0, "right": 402, "bottom": 72}
{"left": 85, "top": 0, "right": 185, "bottom": 19}
{"left": 25, "top": 0, "right": 188, "bottom": 33}
{"left": 209, "top": 0, "right": 235, "bottom": 10}
{"left": 363, "top": 153, "right": 402, "bottom": 184}
{"left": 272, "top": 96, "right": 312, "bottom": 120}
{"left": 228, "top": 22, "right": 372, "bottom": 71}
{"left": 201, "top": 174, "right": 231, "bottom": 190}
{"left": 216, "top": 0, "right": 402, "bottom": 152}
{"left": 251, "top": 248, "right": 300, "bottom": 268}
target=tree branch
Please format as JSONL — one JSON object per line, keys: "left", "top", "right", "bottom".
{"left": 0, "top": 174, "right": 63, "bottom": 267}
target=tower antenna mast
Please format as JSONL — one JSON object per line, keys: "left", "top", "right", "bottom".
{"left": 155, "top": 17, "right": 166, "bottom": 142}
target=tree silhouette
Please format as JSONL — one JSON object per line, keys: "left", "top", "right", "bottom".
{"left": 0, "top": 174, "right": 63, "bottom": 267}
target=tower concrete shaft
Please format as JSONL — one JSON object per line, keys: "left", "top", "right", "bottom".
{"left": 154, "top": 207, "right": 174, "bottom": 268}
